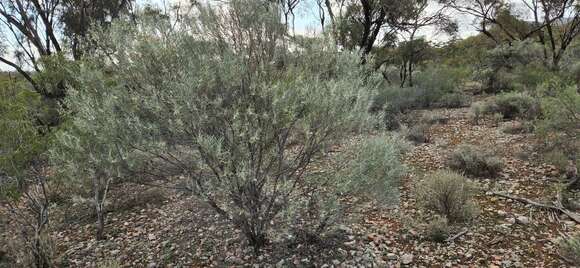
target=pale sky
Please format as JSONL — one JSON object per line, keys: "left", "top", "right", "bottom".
{"left": 1, "top": 0, "right": 477, "bottom": 71}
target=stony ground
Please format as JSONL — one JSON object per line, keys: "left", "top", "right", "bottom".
{"left": 1, "top": 104, "right": 579, "bottom": 267}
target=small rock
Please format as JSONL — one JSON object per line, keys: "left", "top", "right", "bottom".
{"left": 275, "top": 259, "right": 285, "bottom": 268}
{"left": 497, "top": 210, "right": 508, "bottom": 217}
{"left": 386, "top": 253, "right": 397, "bottom": 260}
{"left": 344, "top": 240, "right": 356, "bottom": 246}
{"left": 401, "top": 254, "right": 413, "bottom": 265}
{"left": 332, "top": 259, "right": 341, "bottom": 265}
{"left": 147, "top": 262, "right": 157, "bottom": 268}
{"left": 516, "top": 216, "right": 530, "bottom": 225}
{"left": 506, "top": 217, "right": 516, "bottom": 224}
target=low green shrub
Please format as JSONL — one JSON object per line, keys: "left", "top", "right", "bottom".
{"left": 558, "top": 234, "right": 580, "bottom": 265}
{"left": 501, "top": 121, "right": 534, "bottom": 135}
{"left": 424, "top": 216, "right": 450, "bottom": 243}
{"left": 385, "top": 86, "right": 442, "bottom": 112}
{"left": 448, "top": 145, "right": 503, "bottom": 178}
{"left": 340, "top": 134, "right": 409, "bottom": 203}
{"left": 420, "top": 113, "right": 448, "bottom": 125}
{"left": 416, "top": 170, "right": 479, "bottom": 223}
{"left": 436, "top": 93, "right": 470, "bottom": 108}
{"left": 383, "top": 105, "right": 401, "bottom": 131}
{"left": 493, "top": 92, "right": 541, "bottom": 120}
{"left": 542, "top": 149, "right": 579, "bottom": 173}
{"left": 535, "top": 79, "right": 580, "bottom": 162}
{"left": 467, "top": 102, "right": 485, "bottom": 125}
{"left": 415, "top": 65, "right": 468, "bottom": 94}
{"left": 406, "top": 124, "right": 430, "bottom": 144}
{"left": 0, "top": 86, "right": 47, "bottom": 178}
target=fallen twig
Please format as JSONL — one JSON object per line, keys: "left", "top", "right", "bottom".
{"left": 492, "top": 192, "right": 580, "bottom": 223}
{"left": 486, "top": 237, "right": 503, "bottom": 246}
{"left": 446, "top": 228, "right": 468, "bottom": 243}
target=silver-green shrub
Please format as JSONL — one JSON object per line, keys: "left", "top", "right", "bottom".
{"left": 536, "top": 79, "right": 580, "bottom": 157}
{"left": 416, "top": 170, "right": 479, "bottom": 223}
{"left": 448, "top": 145, "right": 503, "bottom": 178}
{"left": 558, "top": 234, "right": 580, "bottom": 265}
{"left": 51, "top": 0, "right": 404, "bottom": 252}
{"left": 338, "top": 134, "right": 408, "bottom": 204}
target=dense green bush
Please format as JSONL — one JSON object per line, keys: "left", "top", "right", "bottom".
{"left": 377, "top": 85, "right": 439, "bottom": 112}
{"left": 436, "top": 92, "right": 470, "bottom": 108}
{"left": 468, "top": 92, "right": 540, "bottom": 122}
{"left": 52, "top": 0, "right": 405, "bottom": 253}
{"left": 493, "top": 92, "right": 541, "bottom": 120}
{"left": 416, "top": 170, "right": 479, "bottom": 223}
{"left": 373, "top": 65, "right": 468, "bottom": 116}
{"left": 0, "top": 85, "right": 46, "bottom": 178}
{"left": 0, "top": 78, "right": 54, "bottom": 268}
{"left": 414, "top": 65, "right": 468, "bottom": 94}
{"left": 510, "top": 65, "right": 555, "bottom": 92}
{"left": 448, "top": 145, "right": 503, "bottom": 178}
{"left": 475, "top": 41, "right": 544, "bottom": 93}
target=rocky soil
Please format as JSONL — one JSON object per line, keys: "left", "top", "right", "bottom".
{"left": 1, "top": 104, "right": 578, "bottom": 267}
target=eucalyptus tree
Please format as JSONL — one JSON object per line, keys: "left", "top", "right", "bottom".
{"left": 0, "top": 0, "right": 135, "bottom": 127}
{"left": 60, "top": 0, "right": 135, "bottom": 60}
{"left": 336, "top": 0, "right": 411, "bottom": 56}
{"left": 395, "top": 0, "right": 456, "bottom": 87}
{"left": 0, "top": 0, "right": 63, "bottom": 95}
{"left": 445, "top": 0, "right": 580, "bottom": 69}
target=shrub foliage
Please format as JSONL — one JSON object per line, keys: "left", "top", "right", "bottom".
{"left": 50, "top": 0, "right": 405, "bottom": 252}
{"left": 448, "top": 145, "right": 503, "bottom": 178}
{"left": 416, "top": 170, "right": 479, "bottom": 223}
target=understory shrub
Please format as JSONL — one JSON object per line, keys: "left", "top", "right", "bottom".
{"left": 475, "top": 41, "right": 544, "bottom": 93}
{"left": 54, "top": 0, "right": 404, "bottom": 253}
{"left": 424, "top": 216, "right": 450, "bottom": 243}
{"left": 378, "top": 86, "right": 442, "bottom": 112}
{"left": 436, "top": 93, "right": 470, "bottom": 108}
{"left": 420, "top": 113, "right": 448, "bottom": 125}
{"left": 558, "top": 234, "right": 580, "bottom": 265}
{"left": 406, "top": 124, "right": 430, "bottom": 144}
{"left": 448, "top": 145, "right": 503, "bottom": 178}
{"left": 493, "top": 92, "right": 541, "bottom": 120}
{"left": 501, "top": 121, "right": 534, "bottom": 134}
{"left": 338, "top": 134, "right": 409, "bottom": 203}
{"left": 371, "top": 65, "right": 467, "bottom": 129}
{"left": 416, "top": 170, "right": 479, "bottom": 223}
{"left": 468, "top": 92, "right": 541, "bottom": 124}
{"left": 535, "top": 79, "right": 580, "bottom": 164}
{"left": 414, "top": 65, "right": 468, "bottom": 94}
{"left": 467, "top": 102, "right": 485, "bottom": 125}
{"left": 0, "top": 81, "right": 54, "bottom": 268}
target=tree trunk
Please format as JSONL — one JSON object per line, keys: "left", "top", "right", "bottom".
{"left": 400, "top": 61, "right": 407, "bottom": 88}
{"left": 95, "top": 202, "right": 105, "bottom": 240}
{"left": 408, "top": 61, "right": 414, "bottom": 87}
{"left": 93, "top": 175, "right": 108, "bottom": 240}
